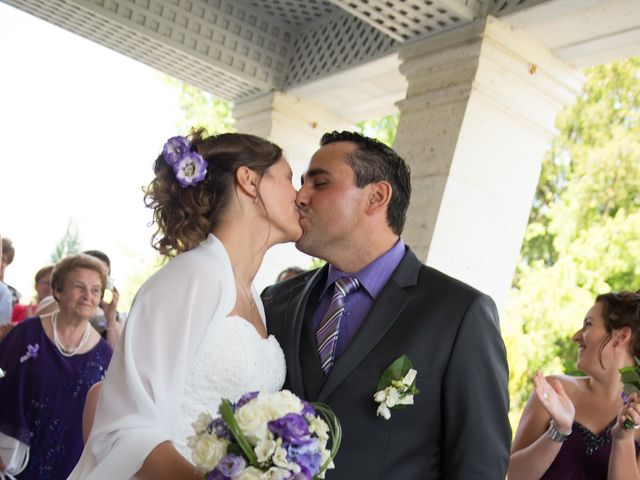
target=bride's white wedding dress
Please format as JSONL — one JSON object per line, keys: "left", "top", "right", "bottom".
{"left": 174, "top": 314, "right": 285, "bottom": 458}
{"left": 68, "top": 234, "right": 286, "bottom": 480}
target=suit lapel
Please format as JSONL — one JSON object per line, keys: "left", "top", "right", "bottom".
{"left": 317, "top": 249, "right": 422, "bottom": 401}
{"left": 286, "top": 267, "right": 327, "bottom": 397}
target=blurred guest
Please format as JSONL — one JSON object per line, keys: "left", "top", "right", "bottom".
{"left": 10, "top": 265, "right": 54, "bottom": 325}
{"left": 84, "top": 249, "right": 122, "bottom": 349}
{"left": 0, "top": 254, "right": 113, "bottom": 479}
{"left": 0, "top": 235, "right": 11, "bottom": 326}
{"left": 276, "top": 266, "right": 305, "bottom": 282}
{"left": 508, "top": 291, "right": 640, "bottom": 480}
{"left": 1, "top": 236, "right": 20, "bottom": 307}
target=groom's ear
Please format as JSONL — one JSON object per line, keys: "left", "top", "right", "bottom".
{"left": 235, "top": 166, "right": 259, "bottom": 200}
{"left": 364, "top": 181, "right": 392, "bottom": 215}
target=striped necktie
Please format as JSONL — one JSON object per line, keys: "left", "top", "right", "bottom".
{"left": 316, "top": 276, "right": 360, "bottom": 374}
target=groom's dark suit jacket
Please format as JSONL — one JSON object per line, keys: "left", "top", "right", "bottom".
{"left": 262, "top": 248, "right": 511, "bottom": 479}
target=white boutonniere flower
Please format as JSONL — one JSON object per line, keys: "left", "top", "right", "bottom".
{"left": 373, "top": 355, "right": 420, "bottom": 420}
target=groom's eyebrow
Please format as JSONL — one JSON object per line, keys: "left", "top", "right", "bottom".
{"left": 301, "top": 168, "right": 330, "bottom": 184}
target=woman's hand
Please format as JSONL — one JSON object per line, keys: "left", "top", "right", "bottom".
{"left": 613, "top": 392, "right": 640, "bottom": 440}
{"left": 534, "top": 370, "right": 575, "bottom": 433}
{"left": 101, "top": 286, "right": 120, "bottom": 324}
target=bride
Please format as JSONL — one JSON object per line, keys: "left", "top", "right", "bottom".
{"left": 69, "top": 130, "right": 302, "bottom": 479}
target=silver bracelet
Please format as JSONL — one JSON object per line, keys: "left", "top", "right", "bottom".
{"left": 547, "top": 421, "right": 572, "bottom": 442}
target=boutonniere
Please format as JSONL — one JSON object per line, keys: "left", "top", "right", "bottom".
{"left": 0, "top": 367, "right": 5, "bottom": 378}
{"left": 373, "top": 354, "right": 420, "bottom": 420}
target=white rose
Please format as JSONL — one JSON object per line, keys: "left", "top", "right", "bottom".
{"left": 191, "top": 433, "right": 228, "bottom": 471}
{"left": 235, "top": 466, "right": 264, "bottom": 480}
{"left": 236, "top": 401, "right": 271, "bottom": 442}
{"left": 255, "top": 437, "right": 278, "bottom": 464}
{"left": 186, "top": 433, "right": 198, "bottom": 449}
{"left": 191, "top": 412, "right": 214, "bottom": 435}
{"left": 258, "top": 390, "right": 303, "bottom": 419}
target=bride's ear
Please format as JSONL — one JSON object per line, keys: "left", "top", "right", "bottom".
{"left": 235, "top": 166, "right": 259, "bottom": 200}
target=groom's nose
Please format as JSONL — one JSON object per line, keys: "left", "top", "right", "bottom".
{"left": 296, "top": 183, "right": 309, "bottom": 208}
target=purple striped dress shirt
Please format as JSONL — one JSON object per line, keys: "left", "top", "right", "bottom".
{"left": 312, "top": 239, "right": 406, "bottom": 359}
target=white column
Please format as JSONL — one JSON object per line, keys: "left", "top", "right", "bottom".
{"left": 395, "top": 16, "right": 583, "bottom": 310}
{"left": 233, "top": 91, "right": 353, "bottom": 290}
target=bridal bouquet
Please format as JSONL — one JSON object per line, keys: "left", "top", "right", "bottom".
{"left": 188, "top": 390, "right": 341, "bottom": 479}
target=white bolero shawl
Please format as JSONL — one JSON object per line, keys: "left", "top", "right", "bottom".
{"left": 68, "top": 234, "right": 244, "bottom": 479}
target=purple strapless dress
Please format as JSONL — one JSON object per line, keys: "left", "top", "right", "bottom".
{"left": 541, "top": 419, "right": 640, "bottom": 479}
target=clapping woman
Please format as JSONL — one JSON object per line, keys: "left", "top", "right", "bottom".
{"left": 508, "top": 291, "right": 640, "bottom": 479}
{"left": 0, "top": 254, "right": 112, "bottom": 479}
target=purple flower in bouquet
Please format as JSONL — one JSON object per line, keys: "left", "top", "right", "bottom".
{"left": 268, "top": 413, "right": 310, "bottom": 445}
{"left": 216, "top": 454, "right": 246, "bottom": 477}
{"left": 162, "top": 136, "right": 190, "bottom": 166}
{"left": 237, "top": 391, "right": 259, "bottom": 408}
{"left": 301, "top": 400, "right": 315, "bottom": 417}
{"left": 209, "top": 417, "right": 231, "bottom": 440}
{"left": 286, "top": 439, "right": 322, "bottom": 479}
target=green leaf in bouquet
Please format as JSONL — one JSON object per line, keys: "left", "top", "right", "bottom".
{"left": 310, "top": 402, "right": 342, "bottom": 480}
{"left": 219, "top": 399, "right": 259, "bottom": 468}
{"left": 377, "top": 354, "right": 413, "bottom": 391}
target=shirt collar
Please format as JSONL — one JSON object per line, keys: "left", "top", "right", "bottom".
{"left": 322, "top": 239, "right": 406, "bottom": 299}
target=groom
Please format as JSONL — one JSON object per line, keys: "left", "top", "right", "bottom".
{"left": 262, "top": 131, "right": 511, "bottom": 479}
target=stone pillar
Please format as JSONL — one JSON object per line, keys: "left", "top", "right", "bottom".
{"left": 233, "top": 91, "right": 353, "bottom": 290}
{"left": 395, "top": 16, "right": 583, "bottom": 310}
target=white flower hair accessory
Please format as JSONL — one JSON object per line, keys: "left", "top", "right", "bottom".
{"left": 373, "top": 354, "right": 420, "bottom": 420}
{"left": 162, "top": 135, "right": 207, "bottom": 188}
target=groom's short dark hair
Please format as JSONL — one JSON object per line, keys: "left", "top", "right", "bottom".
{"left": 320, "top": 131, "right": 411, "bottom": 235}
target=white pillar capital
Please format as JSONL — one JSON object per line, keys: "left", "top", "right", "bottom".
{"left": 395, "top": 16, "right": 584, "bottom": 310}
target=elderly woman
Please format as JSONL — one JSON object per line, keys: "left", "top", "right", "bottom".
{"left": 0, "top": 254, "right": 113, "bottom": 479}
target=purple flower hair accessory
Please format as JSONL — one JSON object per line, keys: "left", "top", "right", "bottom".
{"left": 161, "top": 135, "right": 207, "bottom": 188}
{"left": 162, "top": 136, "right": 191, "bottom": 166}
{"left": 174, "top": 151, "right": 207, "bottom": 188}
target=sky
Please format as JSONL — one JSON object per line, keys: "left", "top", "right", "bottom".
{"left": 0, "top": 3, "right": 310, "bottom": 308}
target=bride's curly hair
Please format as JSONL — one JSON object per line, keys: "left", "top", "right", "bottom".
{"left": 144, "top": 129, "right": 283, "bottom": 257}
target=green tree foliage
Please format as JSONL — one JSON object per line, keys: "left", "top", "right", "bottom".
{"left": 51, "top": 218, "right": 81, "bottom": 262}
{"left": 357, "top": 113, "right": 399, "bottom": 147}
{"left": 162, "top": 75, "right": 235, "bottom": 135}
{"left": 506, "top": 57, "right": 640, "bottom": 415}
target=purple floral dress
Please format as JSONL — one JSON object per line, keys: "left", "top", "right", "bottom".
{"left": 541, "top": 419, "right": 640, "bottom": 479}
{"left": 0, "top": 317, "right": 112, "bottom": 479}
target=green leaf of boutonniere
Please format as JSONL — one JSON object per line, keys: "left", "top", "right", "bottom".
{"left": 377, "top": 354, "right": 414, "bottom": 392}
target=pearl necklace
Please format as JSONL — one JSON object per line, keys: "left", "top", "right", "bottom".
{"left": 51, "top": 311, "right": 92, "bottom": 357}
